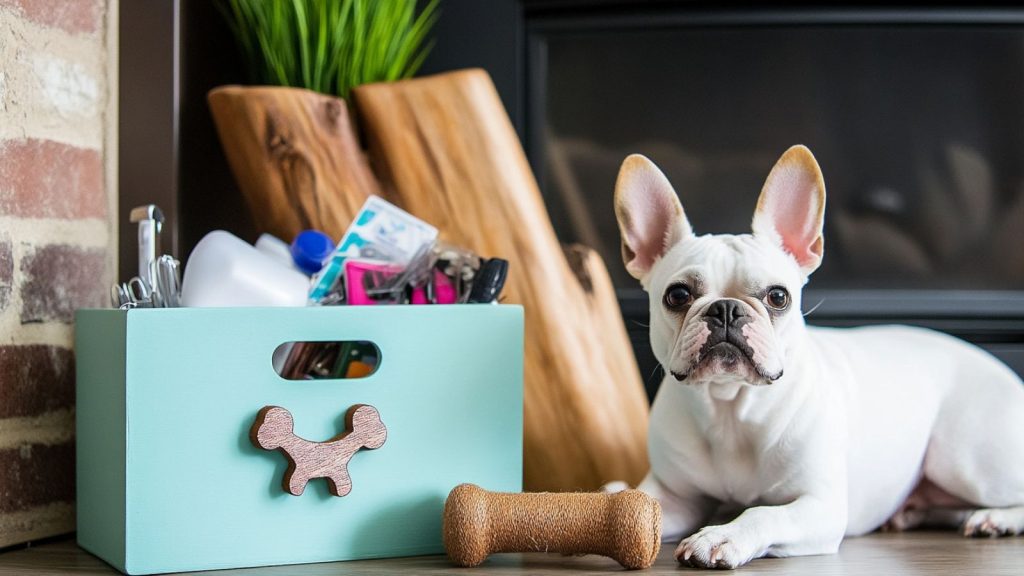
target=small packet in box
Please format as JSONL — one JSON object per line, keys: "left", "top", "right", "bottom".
{"left": 310, "top": 196, "right": 438, "bottom": 303}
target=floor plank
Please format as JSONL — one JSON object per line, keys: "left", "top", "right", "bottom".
{"left": 0, "top": 532, "right": 1021, "bottom": 575}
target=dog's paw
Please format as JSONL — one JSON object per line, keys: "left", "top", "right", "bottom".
{"left": 963, "top": 508, "right": 1024, "bottom": 537}
{"left": 881, "top": 507, "right": 926, "bottom": 533}
{"left": 675, "top": 525, "right": 756, "bottom": 569}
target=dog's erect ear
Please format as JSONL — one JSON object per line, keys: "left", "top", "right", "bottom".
{"left": 752, "top": 145, "right": 826, "bottom": 276}
{"left": 614, "top": 154, "right": 693, "bottom": 281}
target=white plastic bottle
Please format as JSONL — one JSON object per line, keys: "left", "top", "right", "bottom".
{"left": 181, "top": 231, "right": 310, "bottom": 307}
{"left": 254, "top": 233, "right": 296, "bottom": 270}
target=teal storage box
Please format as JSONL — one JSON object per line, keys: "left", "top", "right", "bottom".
{"left": 75, "top": 305, "right": 523, "bottom": 574}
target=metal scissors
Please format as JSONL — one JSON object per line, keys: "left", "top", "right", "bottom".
{"left": 110, "top": 277, "right": 154, "bottom": 310}
{"left": 153, "top": 255, "right": 181, "bottom": 308}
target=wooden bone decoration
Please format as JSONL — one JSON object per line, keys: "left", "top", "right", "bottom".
{"left": 443, "top": 484, "right": 662, "bottom": 570}
{"left": 250, "top": 404, "right": 387, "bottom": 496}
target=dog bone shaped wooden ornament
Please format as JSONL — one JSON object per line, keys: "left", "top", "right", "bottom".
{"left": 250, "top": 404, "right": 387, "bottom": 496}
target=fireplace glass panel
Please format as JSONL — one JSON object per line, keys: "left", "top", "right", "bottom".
{"left": 540, "top": 26, "right": 1024, "bottom": 291}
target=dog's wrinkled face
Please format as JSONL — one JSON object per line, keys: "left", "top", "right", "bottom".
{"left": 615, "top": 146, "right": 826, "bottom": 394}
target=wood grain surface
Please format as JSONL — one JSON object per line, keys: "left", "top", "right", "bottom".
{"left": 250, "top": 404, "right": 387, "bottom": 497}
{"left": 352, "top": 69, "right": 650, "bottom": 491}
{"left": 2, "top": 533, "right": 1021, "bottom": 575}
{"left": 208, "top": 85, "right": 381, "bottom": 241}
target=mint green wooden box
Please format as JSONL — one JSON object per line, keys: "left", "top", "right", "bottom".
{"left": 75, "top": 305, "right": 523, "bottom": 575}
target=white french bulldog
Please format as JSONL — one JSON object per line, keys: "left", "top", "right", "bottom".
{"left": 613, "top": 145, "right": 1024, "bottom": 569}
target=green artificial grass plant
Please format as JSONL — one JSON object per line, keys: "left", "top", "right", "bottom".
{"left": 220, "top": 0, "right": 439, "bottom": 99}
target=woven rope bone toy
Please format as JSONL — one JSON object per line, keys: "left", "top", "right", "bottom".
{"left": 443, "top": 483, "right": 662, "bottom": 570}
{"left": 250, "top": 404, "right": 386, "bottom": 496}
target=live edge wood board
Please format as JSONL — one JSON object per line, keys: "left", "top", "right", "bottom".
{"left": 209, "top": 69, "right": 649, "bottom": 491}
{"left": 208, "top": 85, "right": 380, "bottom": 241}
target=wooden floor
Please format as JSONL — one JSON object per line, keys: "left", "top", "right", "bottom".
{"left": 0, "top": 532, "right": 1021, "bottom": 575}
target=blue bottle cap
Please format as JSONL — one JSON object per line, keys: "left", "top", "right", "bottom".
{"left": 290, "top": 230, "right": 336, "bottom": 275}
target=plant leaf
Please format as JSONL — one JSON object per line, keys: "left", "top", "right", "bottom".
{"left": 217, "top": 0, "right": 439, "bottom": 98}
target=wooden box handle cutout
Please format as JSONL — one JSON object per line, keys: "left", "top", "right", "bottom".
{"left": 250, "top": 404, "right": 387, "bottom": 496}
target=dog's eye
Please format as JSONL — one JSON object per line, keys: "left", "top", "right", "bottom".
{"left": 765, "top": 287, "right": 790, "bottom": 310}
{"left": 664, "top": 284, "right": 693, "bottom": 310}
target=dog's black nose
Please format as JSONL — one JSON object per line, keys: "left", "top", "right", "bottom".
{"left": 704, "top": 299, "right": 748, "bottom": 327}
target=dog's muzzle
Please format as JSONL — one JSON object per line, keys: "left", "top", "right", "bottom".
{"left": 702, "top": 299, "right": 755, "bottom": 357}
{"left": 670, "top": 299, "right": 782, "bottom": 383}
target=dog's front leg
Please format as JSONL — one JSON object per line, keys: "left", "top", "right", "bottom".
{"left": 637, "top": 472, "right": 717, "bottom": 542}
{"left": 676, "top": 494, "right": 847, "bottom": 569}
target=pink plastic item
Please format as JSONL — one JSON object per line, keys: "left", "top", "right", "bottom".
{"left": 345, "top": 260, "right": 402, "bottom": 305}
{"left": 410, "top": 270, "right": 458, "bottom": 305}
{"left": 345, "top": 260, "right": 458, "bottom": 305}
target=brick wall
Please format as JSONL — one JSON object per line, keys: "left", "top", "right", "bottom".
{"left": 0, "top": 0, "right": 116, "bottom": 547}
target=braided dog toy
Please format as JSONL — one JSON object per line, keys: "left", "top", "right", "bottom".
{"left": 443, "top": 483, "right": 661, "bottom": 569}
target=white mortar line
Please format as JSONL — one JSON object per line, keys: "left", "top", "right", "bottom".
{"left": 0, "top": 409, "right": 74, "bottom": 450}
{"left": 0, "top": 502, "right": 75, "bottom": 548}
{"left": 1, "top": 322, "right": 75, "bottom": 347}
{"left": 0, "top": 217, "right": 109, "bottom": 247}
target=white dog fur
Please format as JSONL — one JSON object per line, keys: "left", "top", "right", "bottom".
{"left": 613, "top": 145, "right": 1024, "bottom": 569}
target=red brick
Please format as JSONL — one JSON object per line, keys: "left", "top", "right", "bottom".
{"left": 0, "top": 238, "right": 11, "bottom": 311}
{"left": 0, "top": 139, "right": 105, "bottom": 220}
{"left": 0, "top": 345, "right": 74, "bottom": 419}
{"left": 20, "top": 244, "right": 106, "bottom": 324}
{"left": 0, "top": 441, "right": 74, "bottom": 514}
{"left": 0, "top": 0, "right": 100, "bottom": 35}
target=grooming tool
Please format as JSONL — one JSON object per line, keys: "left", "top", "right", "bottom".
{"left": 111, "top": 277, "right": 154, "bottom": 309}
{"left": 467, "top": 259, "right": 509, "bottom": 304}
{"left": 433, "top": 244, "right": 482, "bottom": 303}
{"left": 130, "top": 205, "right": 165, "bottom": 288}
{"left": 155, "top": 255, "right": 182, "bottom": 308}
{"left": 344, "top": 260, "right": 405, "bottom": 305}
{"left": 126, "top": 277, "right": 154, "bottom": 308}
{"left": 410, "top": 270, "right": 457, "bottom": 305}
{"left": 111, "top": 283, "right": 134, "bottom": 310}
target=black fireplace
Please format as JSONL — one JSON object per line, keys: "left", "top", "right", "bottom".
{"left": 421, "top": 2, "right": 1024, "bottom": 398}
